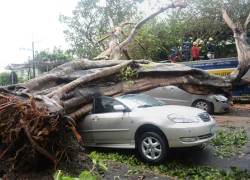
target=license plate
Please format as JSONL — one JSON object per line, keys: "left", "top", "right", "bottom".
{"left": 210, "top": 125, "right": 216, "bottom": 135}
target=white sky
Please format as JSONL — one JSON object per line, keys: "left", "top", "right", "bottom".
{"left": 0, "top": 0, "right": 78, "bottom": 70}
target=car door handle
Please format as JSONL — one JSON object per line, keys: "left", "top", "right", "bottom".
{"left": 93, "top": 116, "right": 99, "bottom": 121}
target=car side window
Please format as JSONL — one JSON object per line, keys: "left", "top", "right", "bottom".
{"left": 94, "top": 97, "right": 123, "bottom": 114}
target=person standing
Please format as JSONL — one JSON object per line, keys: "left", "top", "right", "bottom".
{"left": 207, "top": 37, "right": 216, "bottom": 59}
{"left": 191, "top": 42, "right": 199, "bottom": 61}
{"left": 198, "top": 40, "right": 206, "bottom": 60}
{"left": 170, "top": 45, "right": 178, "bottom": 63}
{"left": 182, "top": 41, "right": 191, "bottom": 61}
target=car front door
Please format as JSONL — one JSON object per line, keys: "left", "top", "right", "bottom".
{"left": 77, "top": 113, "right": 94, "bottom": 144}
{"left": 91, "top": 97, "right": 133, "bottom": 144}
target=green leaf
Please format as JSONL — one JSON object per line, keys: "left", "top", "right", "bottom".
{"left": 230, "top": 166, "right": 237, "bottom": 172}
{"left": 62, "top": 177, "right": 79, "bottom": 180}
{"left": 98, "top": 159, "right": 108, "bottom": 171}
{"left": 79, "top": 171, "right": 96, "bottom": 180}
{"left": 54, "top": 170, "right": 63, "bottom": 180}
{"left": 89, "top": 151, "right": 98, "bottom": 164}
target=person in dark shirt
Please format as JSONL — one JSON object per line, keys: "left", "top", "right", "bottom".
{"left": 170, "top": 45, "right": 178, "bottom": 63}
{"left": 198, "top": 39, "right": 206, "bottom": 60}
{"left": 182, "top": 41, "right": 191, "bottom": 61}
{"left": 207, "top": 37, "right": 216, "bottom": 59}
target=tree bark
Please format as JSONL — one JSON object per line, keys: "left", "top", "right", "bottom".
{"left": 221, "top": 9, "right": 250, "bottom": 83}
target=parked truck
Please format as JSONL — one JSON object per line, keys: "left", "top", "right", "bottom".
{"left": 179, "top": 57, "right": 250, "bottom": 101}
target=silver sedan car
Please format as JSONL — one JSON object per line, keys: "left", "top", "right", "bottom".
{"left": 77, "top": 94, "right": 216, "bottom": 164}
{"left": 143, "top": 86, "right": 231, "bottom": 114}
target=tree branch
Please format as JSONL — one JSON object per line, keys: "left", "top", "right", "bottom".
{"left": 106, "top": 1, "right": 186, "bottom": 60}
{"left": 50, "top": 60, "right": 133, "bottom": 104}
{"left": 94, "top": 22, "right": 136, "bottom": 60}
{"left": 221, "top": 9, "right": 237, "bottom": 32}
{"left": 244, "top": 13, "right": 250, "bottom": 30}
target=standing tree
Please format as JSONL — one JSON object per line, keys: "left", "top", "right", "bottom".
{"left": 0, "top": 72, "right": 11, "bottom": 86}
{"left": 0, "top": 0, "right": 249, "bottom": 176}
{"left": 35, "top": 47, "right": 75, "bottom": 73}
{"left": 173, "top": 0, "right": 250, "bottom": 42}
{"left": 59, "top": 0, "right": 140, "bottom": 59}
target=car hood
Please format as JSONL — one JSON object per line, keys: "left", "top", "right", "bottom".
{"left": 132, "top": 105, "right": 205, "bottom": 116}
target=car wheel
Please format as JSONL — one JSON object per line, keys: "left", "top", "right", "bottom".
{"left": 193, "top": 100, "right": 212, "bottom": 114}
{"left": 138, "top": 132, "right": 168, "bottom": 164}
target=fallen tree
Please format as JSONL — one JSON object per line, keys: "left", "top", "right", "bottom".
{"left": 0, "top": 1, "right": 249, "bottom": 175}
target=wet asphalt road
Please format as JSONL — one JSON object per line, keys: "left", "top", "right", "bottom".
{"left": 168, "top": 132, "right": 250, "bottom": 173}
{"left": 169, "top": 146, "right": 250, "bottom": 173}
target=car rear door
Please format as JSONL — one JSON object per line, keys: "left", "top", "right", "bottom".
{"left": 91, "top": 97, "right": 133, "bottom": 144}
{"left": 143, "top": 86, "right": 174, "bottom": 103}
{"left": 146, "top": 86, "right": 192, "bottom": 106}
{"left": 163, "top": 86, "right": 192, "bottom": 106}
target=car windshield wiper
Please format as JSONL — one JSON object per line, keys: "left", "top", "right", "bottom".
{"left": 137, "top": 105, "right": 152, "bottom": 108}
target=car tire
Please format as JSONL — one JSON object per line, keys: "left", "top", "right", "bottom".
{"left": 138, "top": 132, "right": 168, "bottom": 164}
{"left": 193, "top": 100, "right": 213, "bottom": 114}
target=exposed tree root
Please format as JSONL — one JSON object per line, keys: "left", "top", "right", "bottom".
{"left": 0, "top": 93, "right": 86, "bottom": 173}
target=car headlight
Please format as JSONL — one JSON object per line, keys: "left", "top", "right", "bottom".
{"left": 213, "top": 95, "right": 227, "bottom": 101}
{"left": 168, "top": 114, "right": 199, "bottom": 123}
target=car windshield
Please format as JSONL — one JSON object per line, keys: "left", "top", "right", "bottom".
{"left": 116, "top": 94, "right": 166, "bottom": 109}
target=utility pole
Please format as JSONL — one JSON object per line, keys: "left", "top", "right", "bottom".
{"left": 20, "top": 36, "right": 36, "bottom": 78}
{"left": 11, "top": 71, "right": 14, "bottom": 84}
{"left": 32, "top": 41, "right": 35, "bottom": 77}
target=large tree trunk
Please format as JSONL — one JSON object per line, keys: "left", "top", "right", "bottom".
{"left": 0, "top": 1, "right": 249, "bottom": 175}
{"left": 223, "top": 11, "right": 250, "bottom": 83}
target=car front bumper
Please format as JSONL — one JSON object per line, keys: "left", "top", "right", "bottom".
{"left": 213, "top": 101, "right": 231, "bottom": 113}
{"left": 163, "top": 121, "right": 216, "bottom": 148}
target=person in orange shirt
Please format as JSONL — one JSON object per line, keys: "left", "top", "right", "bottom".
{"left": 191, "top": 42, "right": 199, "bottom": 61}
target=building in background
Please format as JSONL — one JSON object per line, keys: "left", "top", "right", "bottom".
{"left": 5, "top": 62, "right": 42, "bottom": 82}
{"left": 4, "top": 59, "right": 71, "bottom": 84}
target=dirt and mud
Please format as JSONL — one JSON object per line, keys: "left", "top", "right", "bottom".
{"left": 0, "top": 103, "right": 249, "bottom": 180}
{"left": 214, "top": 103, "right": 250, "bottom": 127}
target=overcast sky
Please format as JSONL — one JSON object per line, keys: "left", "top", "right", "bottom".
{"left": 0, "top": 0, "right": 78, "bottom": 69}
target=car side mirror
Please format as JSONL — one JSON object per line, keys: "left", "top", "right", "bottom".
{"left": 113, "top": 105, "right": 125, "bottom": 112}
